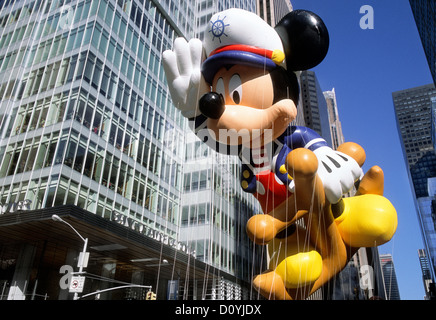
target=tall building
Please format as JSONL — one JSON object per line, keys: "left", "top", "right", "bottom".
{"left": 409, "top": 0, "right": 436, "bottom": 85}
{"left": 418, "top": 248, "right": 435, "bottom": 299}
{"left": 393, "top": 86, "right": 436, "bottom": 195}
{"left": 416, "top": 176, "right": 436, "bottom": 295}
{"left": 393, "top": 84, "right": 436, "bottom": 173}
{"left": 179, "top": 131, "right": 263, "bottom": 299}
{"left": 0, "top": 0, "right": 192, "bottom": 300}
{"left": 393, "top": 83, "right": 436, "bottom": 298}
{"left": 379, "top": 254, "right": 401, "bottom": 300}
{"left": 324, "top": 88, "right": 344, "bottom": 150}
{"left": 319, "top": 88, "right": 388, "bottom": 300}
{"left": 256, "top": 0, "right": 292, "bottom": 26}
{"left": 299, "top": 70, "right": 333, "bottom": 147}
{"left": 0, "top": 0, "right": 259, "bottom": 301}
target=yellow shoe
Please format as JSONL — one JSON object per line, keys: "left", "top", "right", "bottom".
{"left": 335, "top": 194, "right": 397, "bottom": 248}
{"left": 275, "top": 250, "right": 323, "bottom": 289}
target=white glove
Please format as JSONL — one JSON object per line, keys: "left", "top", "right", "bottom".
{"left": 313, "top": 146, "right": 363, "bottom": 204}
{"left": 162, "top": 38, "right": 209, "bottom": 118}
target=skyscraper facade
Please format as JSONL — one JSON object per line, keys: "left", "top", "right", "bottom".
{"left": 256, "top": 0, "right": 292, "bottom": 27}
{"left": 180, "top": 131, "right": 263, "bottom": 299}
{"left": 0, "top": 0, "right": 194, "bottom": 249}
{"left": 379, "top": 254, "right": 400, "bottom": 300}
{"left": 0, "top": 0, "right": 259, "bottom": 300}
{"left": 416, "top": 176, "right": 436, "bottom": 297}
{"left": 299, "top": 70, "right": 333, "bottom": 147}
{"left": 393, "top": 84, "right": 436, "bottom": 198}
{"left": 324, "top": 88, "right": 344, "bottom": 150}
{"left": 393, "top": 83, "right": 436, "bottom": 298}
{"left": 409, "top": 0, "right": 436, "bottom": 85}
{"left": 393, "top": 84, "right": 436, "bottom": 169}
{"left": 0, "top": 0, "right": 196, "bottom": 300}
{"left": 418, "top": 248, "right": 435, "bottom": 299}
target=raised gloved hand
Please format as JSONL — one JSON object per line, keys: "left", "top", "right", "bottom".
{"left": 313, "top": 146, "right": 363, "bottom": 204}
{"left": 162, "top": 38, "right": 209, "bottom": 118}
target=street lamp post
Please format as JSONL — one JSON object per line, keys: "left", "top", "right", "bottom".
{"left": 51, "top": 214, "right": 88, "bottom": 300}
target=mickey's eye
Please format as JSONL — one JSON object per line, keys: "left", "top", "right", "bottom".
{"left": 216, "top": 78, "right": 225, "bottom": 97}
{"left": 229, "top": 74, "right": 242, "bottom": 104}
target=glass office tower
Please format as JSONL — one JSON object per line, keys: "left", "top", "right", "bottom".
{"left": 419, "top": 248, "right": 435, "bottom": 299}
{"left": 299, "top": 70, "right": 333, "bottom": 148}
{"left": 0, "top": 0, "right": 193, "bottom": 242}
{"left": 393, "top": 84, "right": 436, "bottom": 298}
{"left": 409, "top": 0, "right": 436, "bottom": 85}
{"left": 379, "top": 254, "right": 401, "bottom": 300}
{"left": 179, "top": 131, "right": 263, "bottom": 299}
{"left": 256, "top": 0, "right": 292, "bottom": 27}
{"left": 0, "top": 0, "right": 196, "bottom": 299}
{"left": 323, "top": 88, "right": 344, "bottom": 151}
{"left": 0, "top": 0, "right": 264, "bottom": 300}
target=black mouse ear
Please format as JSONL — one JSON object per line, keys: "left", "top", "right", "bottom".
{"left": 275, "top": 10, "right": 329, "bottom": 71}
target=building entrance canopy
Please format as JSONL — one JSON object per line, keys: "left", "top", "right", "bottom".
{"left": 0, "top": 205, "right": 243, "bottom": 300}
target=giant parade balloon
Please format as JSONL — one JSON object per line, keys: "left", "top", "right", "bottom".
{"left": 162, "top": 8, "right": 397, "bottom": 300}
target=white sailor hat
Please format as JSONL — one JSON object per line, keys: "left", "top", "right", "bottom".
{"left": 201, "top": 8, "right": 286, "bottom": 84}
{"left": 201, "top": 8, "right": 330, "bottom": 84}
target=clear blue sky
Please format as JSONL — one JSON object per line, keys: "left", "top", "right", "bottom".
{"left": 291, "top": 0, "right": 433, "bottom": 299}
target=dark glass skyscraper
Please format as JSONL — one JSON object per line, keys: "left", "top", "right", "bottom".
{"left": 409, "top": 0, "right": 436, "bottom": 85}
{"left": 380, "top": 254, "right": 401, "bottom": 300}
{"left": 256, "top": 0, "right": 292, "bottom": 26}
{"left": 299, "top": 70, "right": 333, "bottom": 148}
{"left": 393, "top": 83, "right": 436, "bottom": 299}
{"left": 393, "top": 84, "right": 436, "bottom": 197}
{"left": 419, "top": 248, "right": 436, "bottom": 299}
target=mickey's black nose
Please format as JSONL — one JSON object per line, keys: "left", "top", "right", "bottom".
{"left": 199, "top": 92, "right": 225, "bottom": 119}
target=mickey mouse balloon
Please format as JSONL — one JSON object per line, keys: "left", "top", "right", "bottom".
{"left": 162, "top": 8, "right": 397, "bottom": 300}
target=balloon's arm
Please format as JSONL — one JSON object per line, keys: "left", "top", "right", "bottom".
{"left": 283, "top": 126, "right": 328, "bottom": 151}
{"left": 162, "top": 38, "right": 208, "bottom": 118}
{"left": 281, "top": 126, "right": 363, "bottom": 204}
{"left": 274, "top": 126, "right": 327, "bottom": 185}
{"left": 187, "top": 114, "right": 243, "bottom": 156}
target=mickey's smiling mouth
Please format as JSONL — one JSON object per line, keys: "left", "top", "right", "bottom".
{"left": 204, "top": 99, "right": 297, "bottom": 147}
